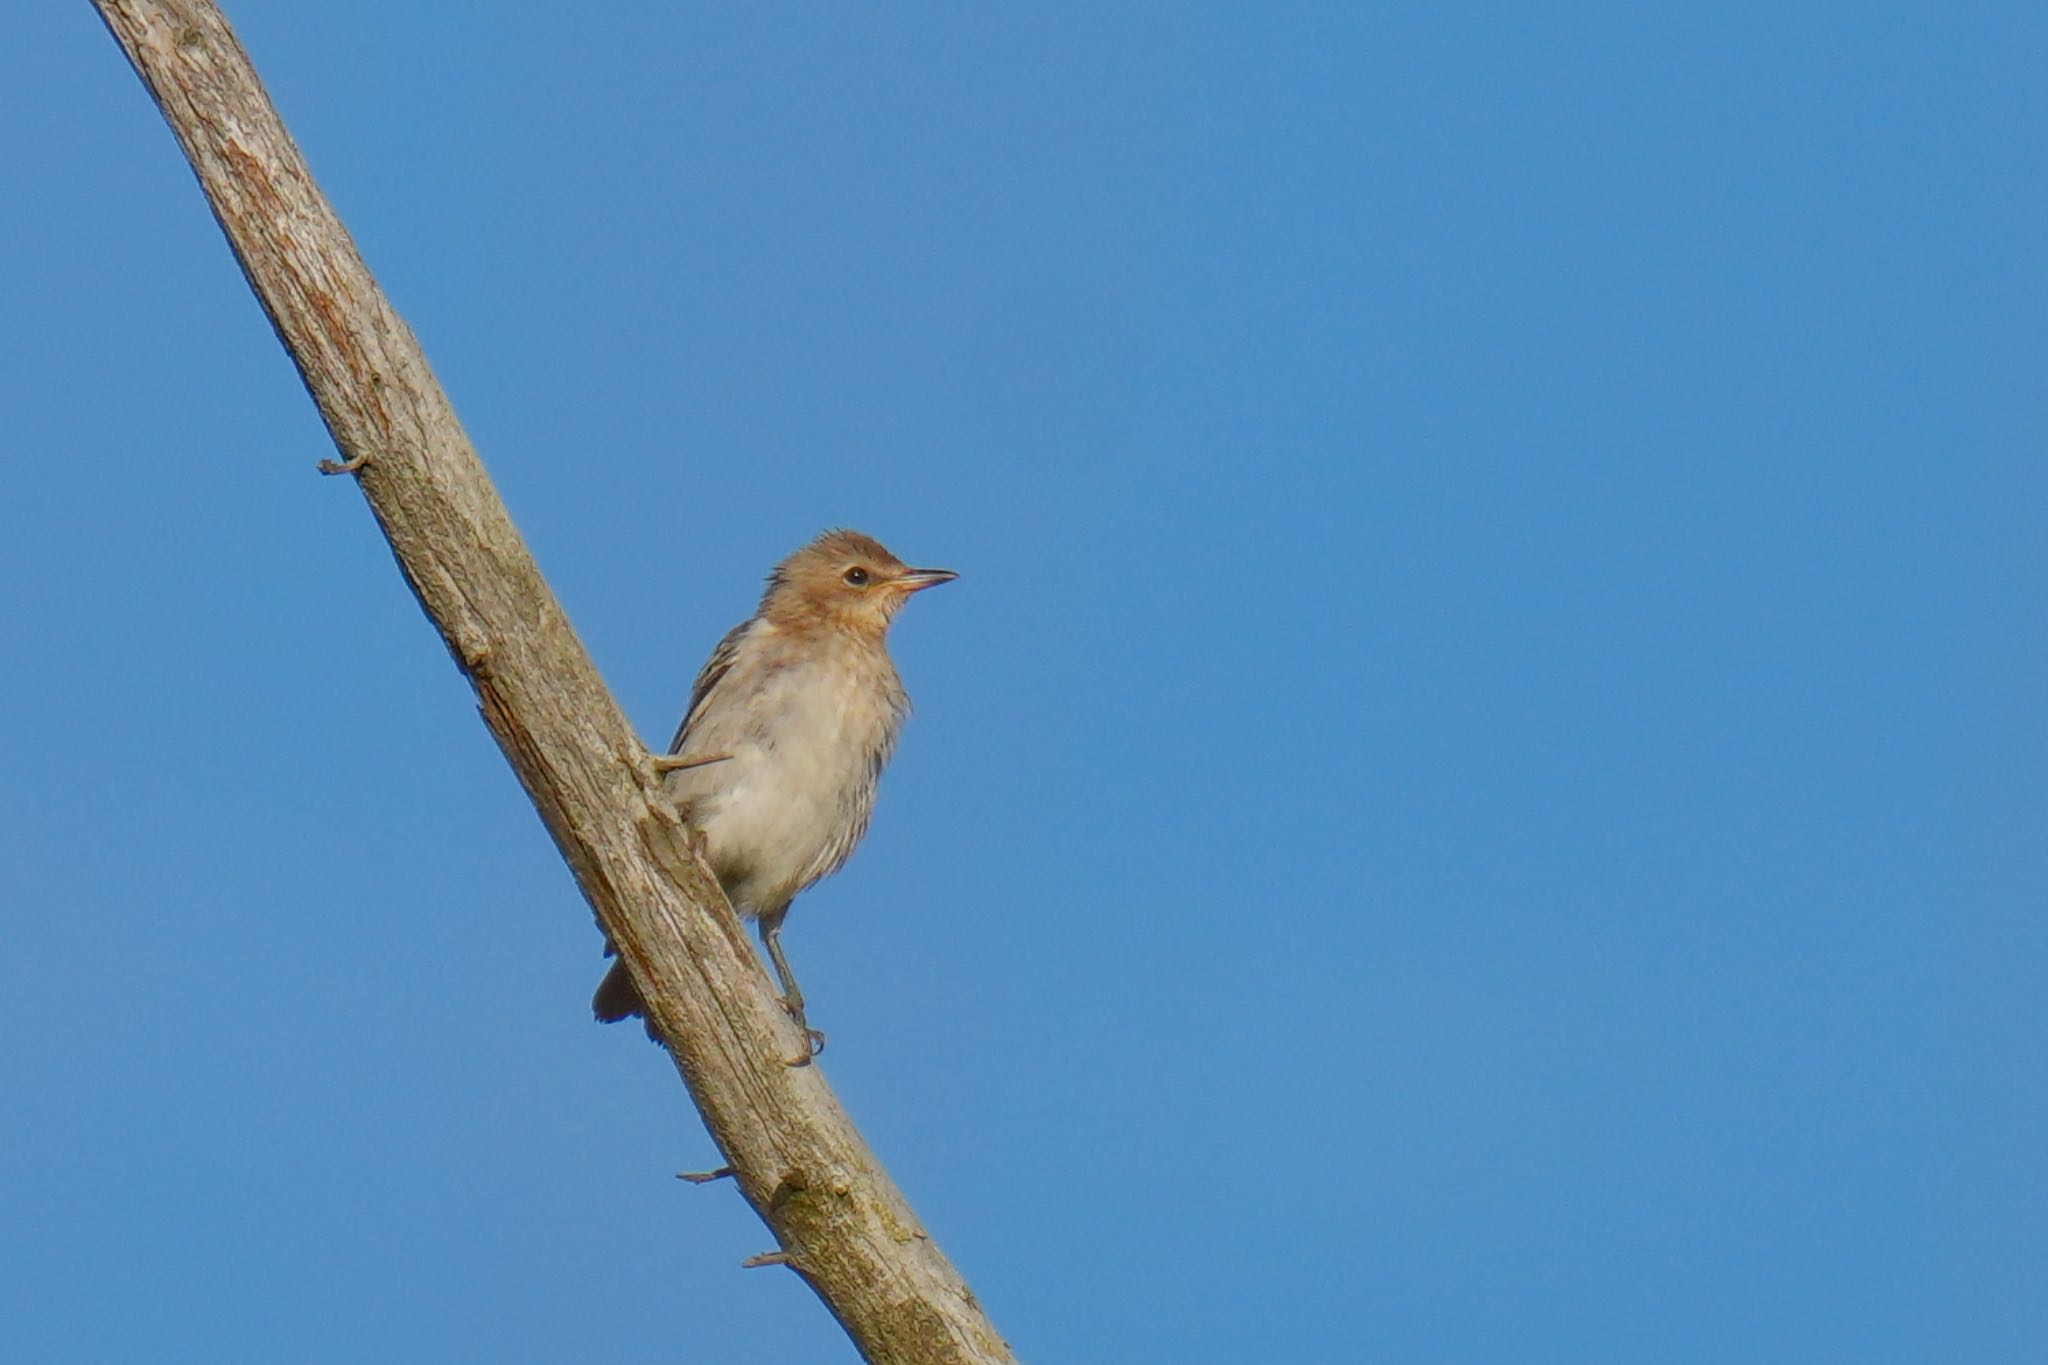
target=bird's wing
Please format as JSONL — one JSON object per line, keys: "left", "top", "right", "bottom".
{"left": 668, "top": 618, "right": 753, "bottom": 754}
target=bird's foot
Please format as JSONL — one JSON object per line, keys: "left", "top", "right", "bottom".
{"left": 779, "top": 995, "right": 826, "bottom": 1066}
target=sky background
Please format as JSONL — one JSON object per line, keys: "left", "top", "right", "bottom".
{"left": 2, "top": 3, "right": 2040, "bottom": 1361}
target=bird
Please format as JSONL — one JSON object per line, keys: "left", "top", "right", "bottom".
{"left": 593, "top": 528, "right": 956, "bottom": 1058}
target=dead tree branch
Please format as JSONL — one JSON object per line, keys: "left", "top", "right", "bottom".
{"left": 88, "top": 3, "right": 1015, "bottom": 1361}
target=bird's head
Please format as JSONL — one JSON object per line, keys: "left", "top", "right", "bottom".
{"left": 760, "top": 529, "right": 956, "bottom": 638}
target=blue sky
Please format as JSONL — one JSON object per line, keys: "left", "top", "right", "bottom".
{"left": 3, "top": 3, "right": 2040, "bottom": 1361}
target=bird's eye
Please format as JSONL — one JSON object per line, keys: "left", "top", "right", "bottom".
{"left": 843, "top": 566, "right": 870, "bottom": 586}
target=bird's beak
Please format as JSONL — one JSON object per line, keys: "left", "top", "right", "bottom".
{"left": 894, "top": 567, "right": 958, "bottom": 593}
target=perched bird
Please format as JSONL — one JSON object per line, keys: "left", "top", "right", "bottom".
{"left": 593, "top": 529, "right": 956, "bottom": 1056}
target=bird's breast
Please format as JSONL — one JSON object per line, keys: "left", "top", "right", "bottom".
{"left": 668, "top": 643, "right": 907, "bottom": 913}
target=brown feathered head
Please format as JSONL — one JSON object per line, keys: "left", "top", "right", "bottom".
{"left": 759, "top": 529, "right": 956, "bottom": 637}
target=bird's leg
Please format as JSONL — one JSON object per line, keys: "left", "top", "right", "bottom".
{"left": 758, "top": 910, "right": 825, "bottom": 1063}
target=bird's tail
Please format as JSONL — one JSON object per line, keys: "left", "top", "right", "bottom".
{"left": 591, "top": 958, "right": 644, "bottom": 1023}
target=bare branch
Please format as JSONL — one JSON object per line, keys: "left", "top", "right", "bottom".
{"left": 88, "top": 3, "right": 1015, "bottom": 1361}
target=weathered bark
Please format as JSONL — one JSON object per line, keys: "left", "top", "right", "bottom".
{"left": 88, "top": 4, "right": 1016, "bottom": 1361}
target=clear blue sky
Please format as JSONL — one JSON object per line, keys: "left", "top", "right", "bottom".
{"left": 3, "top": 4, "right": 2039, "bottom": 1361}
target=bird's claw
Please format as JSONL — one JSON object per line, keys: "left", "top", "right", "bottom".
{"left": 777, "top": 994, "right": 826, "bottom": 1065}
